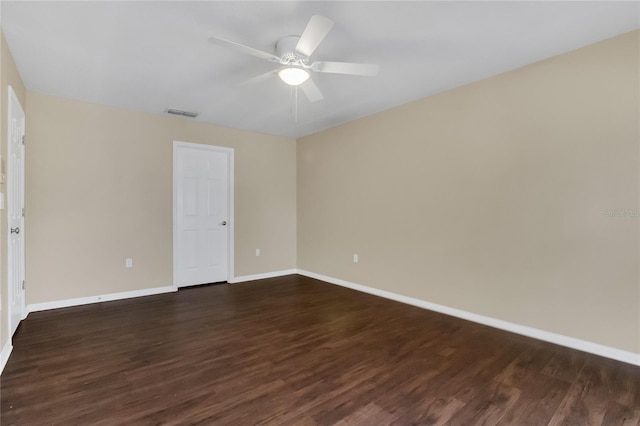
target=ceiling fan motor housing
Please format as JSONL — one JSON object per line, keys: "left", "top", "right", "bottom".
{"left": 276, "top": 36, "right": 307, "bottom": 64}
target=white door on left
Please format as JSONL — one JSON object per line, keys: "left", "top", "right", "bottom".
{"left": 8, "top": 86, "right": 25, "bottom": 336}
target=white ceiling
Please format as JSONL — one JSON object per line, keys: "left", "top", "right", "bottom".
{"left": 2, "top": 1, "right": 638, "bottom": 138}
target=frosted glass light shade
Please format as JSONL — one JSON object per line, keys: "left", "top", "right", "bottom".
{"left": 278, "top": 68, "right": 310, "bottom": 86}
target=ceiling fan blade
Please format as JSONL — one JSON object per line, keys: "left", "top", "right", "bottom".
{"left": 241, "top": 69, "right": 279, "bottom": 86}
{"left": 295, "top": 15, "right": 334, "bottom": 58}
{"left": 209, "top": 36, "right": 280, "bottom": 62}
{"left": 313, "top": 61, "right": 379, "bottom": 76}
{"left": 300, "top": 78, "right": 323, "bottom": 102}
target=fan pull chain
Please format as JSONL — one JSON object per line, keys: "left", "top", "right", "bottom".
{"left": 289, "top": 87, "right": 300, "bottom": 122}
{"left": 294, "top": 86, "right": 299, "bottom": 122}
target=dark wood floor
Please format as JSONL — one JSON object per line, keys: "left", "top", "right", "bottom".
{"left": 2, "top": 275, "right": 639, "bottom": 425}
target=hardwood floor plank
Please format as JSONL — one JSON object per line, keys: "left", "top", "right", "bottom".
{"left": 601, "top": 401, "right": 640, "bottom": 426}
{"left": 542, "top": 348, "right": 588, "bottom": 383}
{"left": 547, "top": 362, "right": 611, "bottom": 425}
{"left": 1, "top": 275, "right": 639, "bottom": 425}
{"left": 333, "top": 402, "right": 397, "bottom": 425}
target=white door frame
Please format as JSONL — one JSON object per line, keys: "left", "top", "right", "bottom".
{"left": 172, "top": 141, "right": 234, "bottom": 289}
{"left": 7, "top": 85, "right": 26, "bottom": 336}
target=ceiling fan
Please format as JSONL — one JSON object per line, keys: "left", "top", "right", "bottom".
{"left": 208, "top": 15, "right": 379, "bottom": 103}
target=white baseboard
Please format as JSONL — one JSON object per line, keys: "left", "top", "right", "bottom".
{"left": 0, "top": 340, "right": 13, "bottom": 375}
{"left": 26, "top": 286, "right": 177, "bottom": 314}
{"left": 230, "top": 269, "right": 297, "bottom": 284}
{"left": 297, "top": 269, "right": 640, "bottom": 367}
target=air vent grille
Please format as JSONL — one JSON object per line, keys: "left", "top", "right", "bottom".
{"left": 166, "top": 108, "right": 199, "bottom": 118}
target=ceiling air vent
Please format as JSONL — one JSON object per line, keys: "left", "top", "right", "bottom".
{"left": 165, "top": 108, "right": 199, "bottom": 118}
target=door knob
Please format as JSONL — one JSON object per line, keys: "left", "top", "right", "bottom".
{"left": 221, "top": 221, "right": 227, "bottom": 226}
{"left": 10, "top": 227, "right": 20, "bottom": 234}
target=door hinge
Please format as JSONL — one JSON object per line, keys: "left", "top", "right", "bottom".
{"left": 22, "top": 280, "right": 24, "bottom": 290}
{"left": 22, "top": 135, "right": 25, "bottom": 145}
{"left": 22, "top": 207, "right": 25, "bottom": 217}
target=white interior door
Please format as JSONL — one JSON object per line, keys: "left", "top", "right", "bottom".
{"left": 7, "top": 86, "right": 26, "bottom": 336}
{"left": 173, "top": 142, "right": 233, "bottom": 288}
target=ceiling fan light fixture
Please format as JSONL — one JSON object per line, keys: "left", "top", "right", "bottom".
{"left": 278, "top": 67, "right": 309, "bottom": 86}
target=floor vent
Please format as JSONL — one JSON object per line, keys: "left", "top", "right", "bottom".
{"left": 166, "top": 108, "right": 199, "bottom": 118}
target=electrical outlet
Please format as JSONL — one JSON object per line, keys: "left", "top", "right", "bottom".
{"left": 256, "top": 248, "right": 260, "bottom": 257}
{"left": 353, "top": 254, "right": 359, "bottom": 263}
{"left": 125, "top": 258, "right": 133, "bottom": 268}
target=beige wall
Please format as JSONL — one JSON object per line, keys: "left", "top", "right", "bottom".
{"left": 298, "top": 31, "right": 640, "bottom": 354}
{"left": 1, "top": 32, "right": 27, "bottom": 352}
{"left": 25, "top": 93, "right": 296, "bottom": 304}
